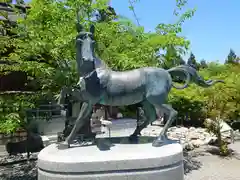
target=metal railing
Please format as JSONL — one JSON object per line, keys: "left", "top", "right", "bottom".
{"left": 26, "top": 103, "right": 64, "bottom": 120}
{"left": 25, "top": 103, "right": 67, "bottom": 134}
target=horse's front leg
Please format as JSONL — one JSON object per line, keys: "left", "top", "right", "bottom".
{"left": 59, "top": 102, "right": 92, "bottom": 149}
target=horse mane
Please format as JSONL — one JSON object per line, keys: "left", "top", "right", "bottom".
{"left": 94, "top": 56, "right": 108, "bottom": 69}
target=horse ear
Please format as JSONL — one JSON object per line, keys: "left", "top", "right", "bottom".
{"left": 76, "top": 23, "right": 84, "bottom": 33}
{"left": 90, "top": 24, "right": 95, "bottom": 34}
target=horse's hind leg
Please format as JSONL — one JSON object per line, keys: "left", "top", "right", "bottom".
{"left": 152, "top": 104, "right": 177, "bottom": 147}
{"left": 129, "top": 100, "right": 156, "bottom": 139}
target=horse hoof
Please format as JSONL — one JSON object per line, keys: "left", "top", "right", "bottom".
{"left": 152, "top": 136, "right": 167, "bottom": 147}
{"left": 129, "top": 134, "right": 139, "bottom": 143}
{"left": 58, "top": 141, "right": 70, "bottom": 149}
{"left": 152, "top": 140, "right": 164, "bottom": 147}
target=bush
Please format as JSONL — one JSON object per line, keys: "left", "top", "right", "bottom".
{"left": 169, "top": 96, "right": 205, "bottom": 127}
{"left": 0, "top": 92, "right": 50, "bottom": 133}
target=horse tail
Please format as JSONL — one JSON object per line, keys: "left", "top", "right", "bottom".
{"left": 167, "top": 66, "right": 191, "bottom": 89}
{"left": 174, "top": 65, "right": 225, "bottom": 87}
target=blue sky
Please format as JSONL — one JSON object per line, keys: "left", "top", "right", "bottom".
{"left": 23, "top": 0, "right": 239, "bottom": 63}
{"left": 111, "top": 0, "right": 240, "bottom": 63}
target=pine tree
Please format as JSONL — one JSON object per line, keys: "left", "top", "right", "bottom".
{"left": 97, "top": 6, "right": 117, "bottom": 22}
{"left": 200, "top": 59, "right": 208, "bottom": 69}
{"left": 187, "top": 52, "right": 199, "bottom": 69}
{"left": 225, "top": 49, "right": 237, "bottom": 64}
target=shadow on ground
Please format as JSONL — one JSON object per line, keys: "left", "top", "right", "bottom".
{"left": 95, "top": 136, "right": 179, "bottom": 151}
{"left": 204, "top": 145, "right": 240, "bottom": 160}
{"left": 101, "top": 136, "right": 156, "bottom": 144}
{"left": 183, "top": 142, "right": 240, "bottom": 175}
{"left": 183, "top": 151, "right": 202, "bottom": 174}
{"left": 95, "top": 136, "right": 156, "bottom": 151}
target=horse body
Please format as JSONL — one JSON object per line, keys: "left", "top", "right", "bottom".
{"left": 82, "top": 67, "right": 172, "bottom": 106}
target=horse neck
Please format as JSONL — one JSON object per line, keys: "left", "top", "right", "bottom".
{"left": 94, "top": 56, "right": 108, "bottom": 69}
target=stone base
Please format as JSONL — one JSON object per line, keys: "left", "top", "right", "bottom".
{"left": 38, "top": 139, "right": 184, "bottom": 180}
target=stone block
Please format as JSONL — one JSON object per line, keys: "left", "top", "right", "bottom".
{"left": 38, "top": 141, "right": 184, "bottom": 180}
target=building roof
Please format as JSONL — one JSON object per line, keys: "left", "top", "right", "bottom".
{"left": 0, "top": 2, "right": 29, "bottom": 23}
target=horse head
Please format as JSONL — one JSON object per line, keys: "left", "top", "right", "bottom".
{"left": 76, "top": 23, "right": 96, "bottom": 76}
{"left": 76, "top": 24, "right": 95, "bottom": 62}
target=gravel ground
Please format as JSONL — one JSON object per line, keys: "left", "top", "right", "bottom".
{"left": 184, "top": 142, "right": 240, "bottom": 180}
{"left": 0, "top": 153, "right": 37, "bottom": 180}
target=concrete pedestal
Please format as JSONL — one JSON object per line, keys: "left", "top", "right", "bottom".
{"left": 38, "top": 141, "right": 184, "bottom": 180}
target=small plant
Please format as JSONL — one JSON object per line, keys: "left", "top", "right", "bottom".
{"left": 204, "top": 118, "right": 230, "bottom": 156}
{"left": 202, "top": 83, "right": 235, "bottom": 156}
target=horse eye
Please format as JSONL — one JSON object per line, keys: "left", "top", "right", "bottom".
{"left": 78, "top": 33, "right": 86, "bottom": 38}
{"left": 80, "top": 34, "right": 85, "bottom": 39}
{"left": 88, "top": 34, "right": 93, "bottom": 38}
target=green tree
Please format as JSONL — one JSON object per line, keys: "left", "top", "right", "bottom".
{"left": 159, "top": 45, "right": 185, "bottom": 69}
{"left": 97, "top": 5, "right": 116, "bottom": 22}
{"left": 200, "top": 59, "right": 208, "bottom": 69}
{"left": 16, "top": 0, "right": 24, "bottom": 4}
{"left": 225, "top": 49, "right": 238, "bottom": 64}
{"left": 0, "top": 1, "right": 39, "bottom": 133}
{"left": 187, "top": 52, "right": 199, "bottom": 69}
{"left": 0, "top": 0, "right": 13, "bottom": 3}
{"left": 0, "top": 0, "right": 196, "bottom": 132}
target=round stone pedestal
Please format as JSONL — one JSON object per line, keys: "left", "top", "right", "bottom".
{"left": 38, "top": 141, "right": 184, "bottom": 180}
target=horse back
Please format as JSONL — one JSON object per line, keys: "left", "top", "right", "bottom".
{"left": 106, "top": 68, "right": 147, "bottom": 94}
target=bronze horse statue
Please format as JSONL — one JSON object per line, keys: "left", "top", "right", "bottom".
{"left": 58, "top": 23, "right": 224, "bottom": 148}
